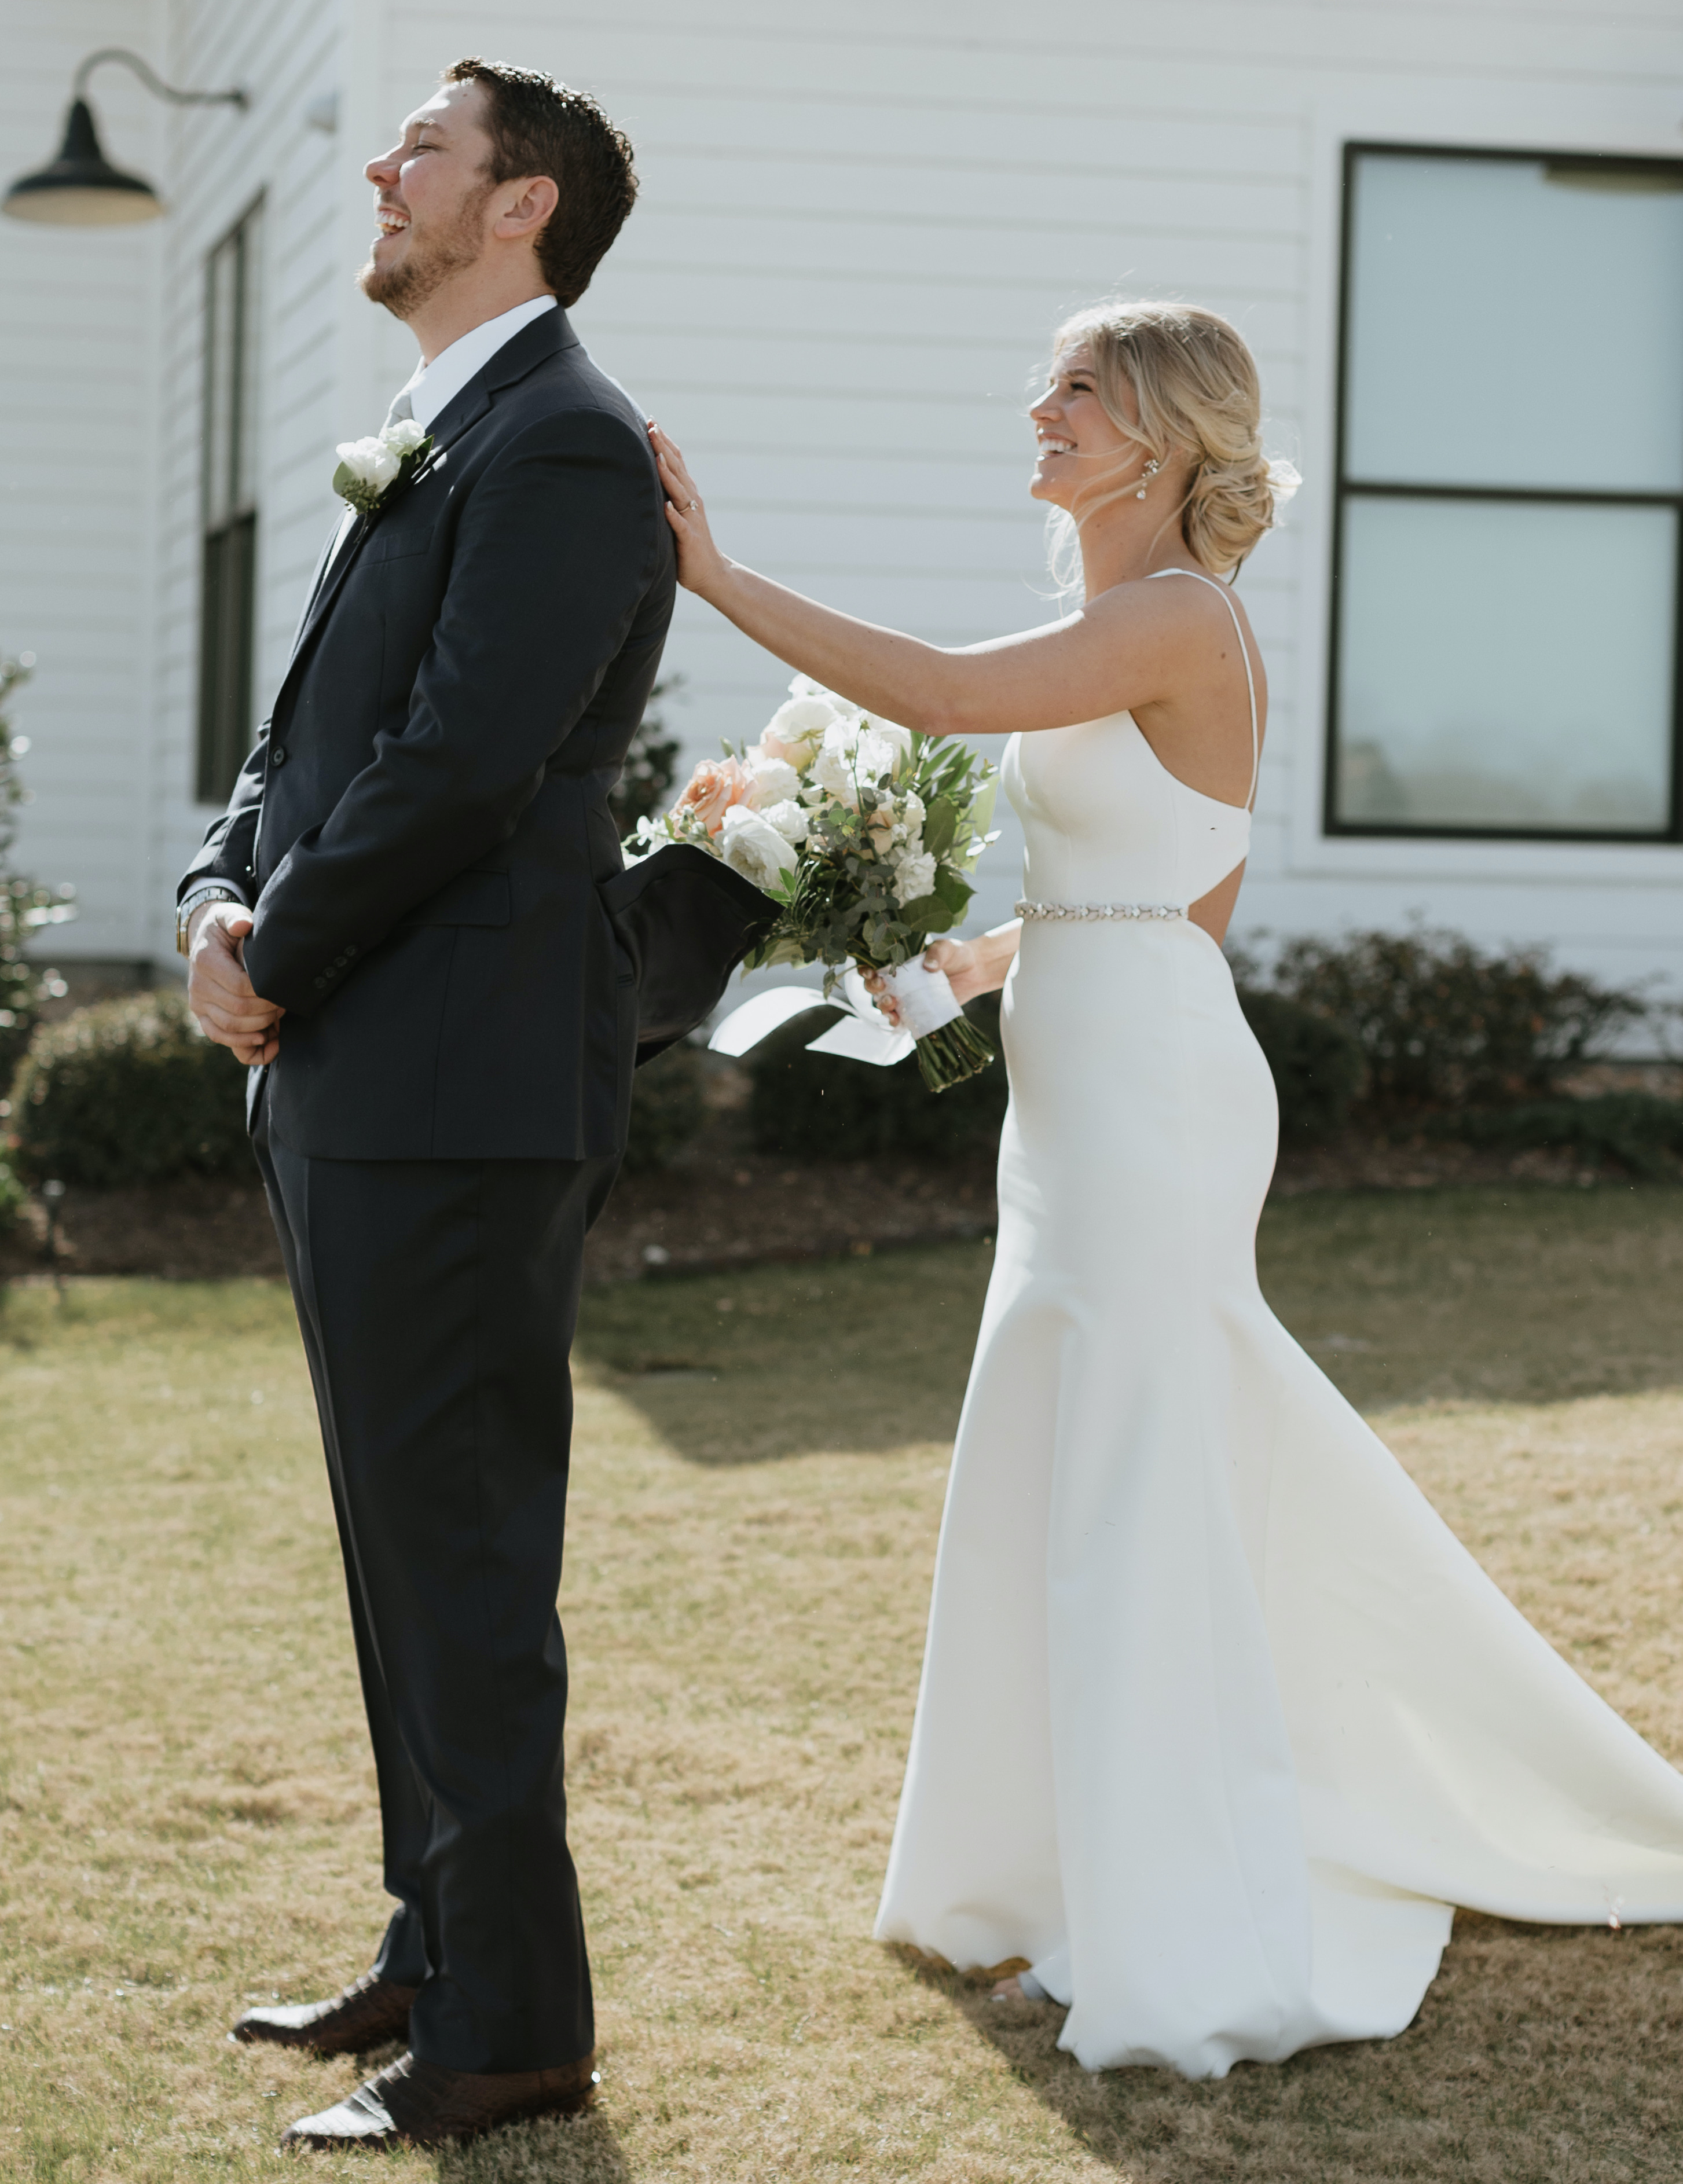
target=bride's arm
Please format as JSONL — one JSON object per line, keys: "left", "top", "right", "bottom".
{"left": 650, "top": 426, "right": 1189, "bottom": 740}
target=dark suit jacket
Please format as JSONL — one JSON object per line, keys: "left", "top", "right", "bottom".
{"left": 178, "top": 307, "right": 676, "bottom": 1161}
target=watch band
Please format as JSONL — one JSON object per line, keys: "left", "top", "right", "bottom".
{"left": 176, "top": 884, "right": 244, "bottom": 956}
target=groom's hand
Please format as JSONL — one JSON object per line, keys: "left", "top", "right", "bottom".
{"left": 187, "top": 904, "right": 285, "bottom": 1067}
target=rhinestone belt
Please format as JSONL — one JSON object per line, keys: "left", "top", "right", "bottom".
{"left": 1015, "top": 900, "right": 1186, "bottom": 922}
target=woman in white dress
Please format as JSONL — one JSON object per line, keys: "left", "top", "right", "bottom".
{"left": 647, "top": 299, "right": 1683, "bottom": 2080}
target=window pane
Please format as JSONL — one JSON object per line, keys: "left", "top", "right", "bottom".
{"left": 233, "top": 207, "right": 262, "bottom": 510}
{"left": 1334, "top": 495, "right": 1675, "bottom": 832}
{"left": 203, "top": 236, "right": 236, "bottom": 523}
{"left": 1345, "top": 152, "right": 1683, "bottom": 492}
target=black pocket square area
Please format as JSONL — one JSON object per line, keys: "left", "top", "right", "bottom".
{"left": 602, "top": 843, "right": 777, "bottom": 1066}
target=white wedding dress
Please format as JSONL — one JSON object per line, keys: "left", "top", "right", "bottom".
{"left": 874, "top": 569, "right": 1683, "bottom": 2079}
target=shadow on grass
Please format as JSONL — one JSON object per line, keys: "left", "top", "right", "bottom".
{"left": 577, "top": 1187, "right": 1683, "bottom": 1467}
{"left": 435, "top": 2104, "right": 630, "bottom": 2182}
{"left": 574, "top": 1242, "right": 993, "bottom": 1466}
{"left": 895, "top": 1914, "right": 1683, "bottom": 2182}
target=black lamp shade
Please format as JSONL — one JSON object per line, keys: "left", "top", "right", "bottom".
{"left": 3, "top": 98, "right": 162, "bottom": 225}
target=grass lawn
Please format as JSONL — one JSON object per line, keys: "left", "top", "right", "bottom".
{"left": 3, "top": 1184, "right": 1683, "bottom": 2181}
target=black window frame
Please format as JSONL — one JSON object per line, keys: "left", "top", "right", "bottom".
{"left": 196, "top": 195, "right": 263, "bottom": 807}
{"left": 1325, "top": 140, "right": 1683, "bottom": 846}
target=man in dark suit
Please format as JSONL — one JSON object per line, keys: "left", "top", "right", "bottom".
{"left": 177, "top": 59, "right": 674, "bottom": 2150}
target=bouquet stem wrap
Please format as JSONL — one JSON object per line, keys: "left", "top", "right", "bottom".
{"left": 867, "top": 959, "right": 995, "bottom": 1092}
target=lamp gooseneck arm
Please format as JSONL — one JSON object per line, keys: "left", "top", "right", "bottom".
{"left": 71, "top": 48, "right": 248, "bottom": 111}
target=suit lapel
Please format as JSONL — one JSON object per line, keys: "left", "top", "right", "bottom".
{"left": 273, "top": 307, "right": 582, "bottom": 699}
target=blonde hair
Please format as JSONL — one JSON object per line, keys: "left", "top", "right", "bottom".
{"left": 1046, "top": 298, "right": 1282, "bottom": 583}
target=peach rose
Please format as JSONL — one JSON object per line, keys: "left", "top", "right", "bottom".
{"left": 673, "top": 756, "right": 753, "bottom": 838}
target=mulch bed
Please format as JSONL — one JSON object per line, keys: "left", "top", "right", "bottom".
{"left": 0, "top": 1119, "right": 1609, "bottom": 1289}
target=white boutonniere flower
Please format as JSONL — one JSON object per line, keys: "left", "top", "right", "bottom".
{"left": 332, "top": 416, "right": 435, "bottom": 517}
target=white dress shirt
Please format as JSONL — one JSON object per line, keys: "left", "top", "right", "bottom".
{"left": 386, "top": 293, "right": 557, "bottom": 432}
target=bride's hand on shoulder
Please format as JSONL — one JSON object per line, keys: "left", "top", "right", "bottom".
{"left": 864, "top": 938, "right": 986, "bottom": 1028}
{"left": 648, "top": 423, "right": 730, "bottom": 601}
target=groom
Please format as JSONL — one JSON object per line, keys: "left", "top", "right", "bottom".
{"left": 177, "top": 60, "right": 673, "bottom": 2150}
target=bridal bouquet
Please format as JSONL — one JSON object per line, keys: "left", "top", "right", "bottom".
{"left": 626, "top": 677, "right": 999, "bottom": 1091}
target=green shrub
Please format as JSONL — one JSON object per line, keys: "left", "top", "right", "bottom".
{"left": 747, "top": 992, "right": 1007, "bottom": 1162}
{"left": 1260, "top": 927, "right": 1647, "bottom": 1114}
{"left": 1235, "top": 988, "right": 1366, "bottom": 1141}
{"left": 0, "top": 651, "right": 76, "bottom": 1085}
{"left": 624, "top": 1040, "right": 707, "bottom": 1172}
{"left": 1431, "top": 1094, "right": 1683, "bottom": 1180}
{"left": 9, "top": 989, "right": 250, "bottom": 1187}
{"left": 0, "top": 1148, "right": 24, "bottom": 1235}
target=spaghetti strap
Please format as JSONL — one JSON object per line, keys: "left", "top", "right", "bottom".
{"left": 1145, "top": 567, "right": 1261, "bottom": 811}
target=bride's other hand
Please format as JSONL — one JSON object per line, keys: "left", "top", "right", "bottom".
{"left": 866, "top": 924, "right": 1024, "bottom": 1024}
{"left": 863, "top": 938, "right": 987, "bottom": 1029}
{"left": 648, "top": 423, "right": 729, "bottom": 600}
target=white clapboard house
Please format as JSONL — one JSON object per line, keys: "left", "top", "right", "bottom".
{"left": 3, "top": 0, "right": 1681, "bottom": 1001}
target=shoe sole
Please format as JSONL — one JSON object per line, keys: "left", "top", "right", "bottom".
{"left": 279, "top": 2088, "right": 596, "bottom": 2152}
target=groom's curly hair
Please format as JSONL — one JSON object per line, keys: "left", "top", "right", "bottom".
{"left": 443, "top": 58, "right": 637, "bottom": 307}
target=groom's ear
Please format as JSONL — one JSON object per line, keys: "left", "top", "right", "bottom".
{"left": 492, "top": 174, "right": 560, "bottom": 248}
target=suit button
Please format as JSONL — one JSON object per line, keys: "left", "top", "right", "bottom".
{"left": 270, "top": 745, "right": 287, "bottom": 766}
{"left": 314, "top": 975, "right": 327, "bottom": 989}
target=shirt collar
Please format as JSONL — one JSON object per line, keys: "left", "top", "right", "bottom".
{"left": 395, "top": 295, "right": 558, "bottom": 434}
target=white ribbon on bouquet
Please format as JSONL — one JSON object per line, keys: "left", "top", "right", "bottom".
{"left": 709, "top": 959, "right": 966, "bottom": 1069}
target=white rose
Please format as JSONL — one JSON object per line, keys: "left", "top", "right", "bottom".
{"left": 760, "top": 798, "right": 809, "bottom": 845}
{"left": 867, "top": 720, "right": 915, "bottom": 774}
{"left": 335, "top": 435, "right": 402, "bottom": 491}
{"left": 381, "top": 417, "right": 427, "bottom": 457}
{"left": 893, "top": 850, "right": 937, "bottom": 905}
{"left": 761, "top": 696, "right": 842, "bottom": 768}
{"left": 719, "top": 803, "right": 799, "bottom": 891}
{"left": 746, "top": 753, "right": 802, "bottom": 806}
{"left": 897, "top": 790, "right": 926, "bottom": 845}
{"left": 810, "top": 737, "right": 860, "bottom": 809}
{"left": 853, "top": 728, "right": 900, "bottom": 785}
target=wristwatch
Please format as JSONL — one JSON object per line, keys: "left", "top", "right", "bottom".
{"left": 175, "top": 884, "right": 245, "bottom": 956}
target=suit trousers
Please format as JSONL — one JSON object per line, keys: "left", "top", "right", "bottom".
{"left": 252, "top": 1082, "right": 619, "bottom": 2073}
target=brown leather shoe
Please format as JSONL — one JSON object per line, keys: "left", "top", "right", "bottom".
{"left": 230, "top": 1971, "right": 416, "bottom": 2057}
{"left": 279, "top": 2049, "right": 598, "bottom": 2149}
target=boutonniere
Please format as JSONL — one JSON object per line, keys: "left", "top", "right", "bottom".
{"left": 331, "top": 417, "right": 435, "bottom": 519}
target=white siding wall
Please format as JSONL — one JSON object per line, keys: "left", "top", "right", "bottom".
{"left": 148, "top": 0, "right": 356, "bottom": 963}
{"left": 0, "top": 0, "right": 166, "bottom": 959}
{"left": 11, "top": 0, "right": 1683, "bottom": 996}
{"left": 382, "top": 0, "right": 1683, "bottom": 988}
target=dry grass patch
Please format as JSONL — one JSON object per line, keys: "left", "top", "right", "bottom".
{"left": 2, "top": 1186, "right": 1683, "bottom": 2179}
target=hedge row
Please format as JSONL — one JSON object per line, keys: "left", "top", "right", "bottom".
{"left": 2, "top": 928, "right": 1668, "bottom": 1194}
{"left": 3, "top": 989, "right": 709, "bottom": 1192}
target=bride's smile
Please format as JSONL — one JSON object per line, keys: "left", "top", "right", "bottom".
{"left": 1028, "top": 347, "right": 1155, "bottom": 513}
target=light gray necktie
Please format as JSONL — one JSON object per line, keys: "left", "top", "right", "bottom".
{"left": 383, "top": 386, "right": 416, "bottom": 431}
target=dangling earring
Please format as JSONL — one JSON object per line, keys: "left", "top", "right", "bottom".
{"left": 1135, "top": 457, "right": 1161, "bottom": 501}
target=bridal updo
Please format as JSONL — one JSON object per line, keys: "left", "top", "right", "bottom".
{"left": 1048, "top": 299, "right": 1290, "bottom": 578}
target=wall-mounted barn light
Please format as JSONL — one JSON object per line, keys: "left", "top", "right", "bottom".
{"left": 3, "top": 48, "right": 247, "bottom": 227}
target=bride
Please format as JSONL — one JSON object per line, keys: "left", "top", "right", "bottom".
{"left": 647, "top": 298, "right": 1683, "bottom": 2080}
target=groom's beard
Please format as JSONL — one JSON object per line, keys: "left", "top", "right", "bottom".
{"left": 358, "top": 182, "right": 493, "bottom": 318}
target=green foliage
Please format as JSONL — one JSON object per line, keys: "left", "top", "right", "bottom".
{"left": 1257, "top": 927, "right": 1648, "bottom": 1114}
{"left": 608, "top": 678, "right": 684, "bottom": 837}
{"left": 624, "top": 1039, "right": 707, "bottom": 1173}
{"left": 1431, "top": 1094, "right": 1683, "bottom": 1180}
{"left": 9, "top": 989, "right": 250, "bottom": 1188}
{"left": 1235, "top": 988, "right": 1366, "bottom": 1141}
{"left": 0, "top": 651, "right": 76, "bottom": 1084}
{"left": 0, "top": 1148, "right": 24, "bottom": 1235}
{"left": 744, "top": 733, "right": 998, "bottom": 975}
{"left": 746, "top": 993, "right": 1007, "bottom": 1162}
